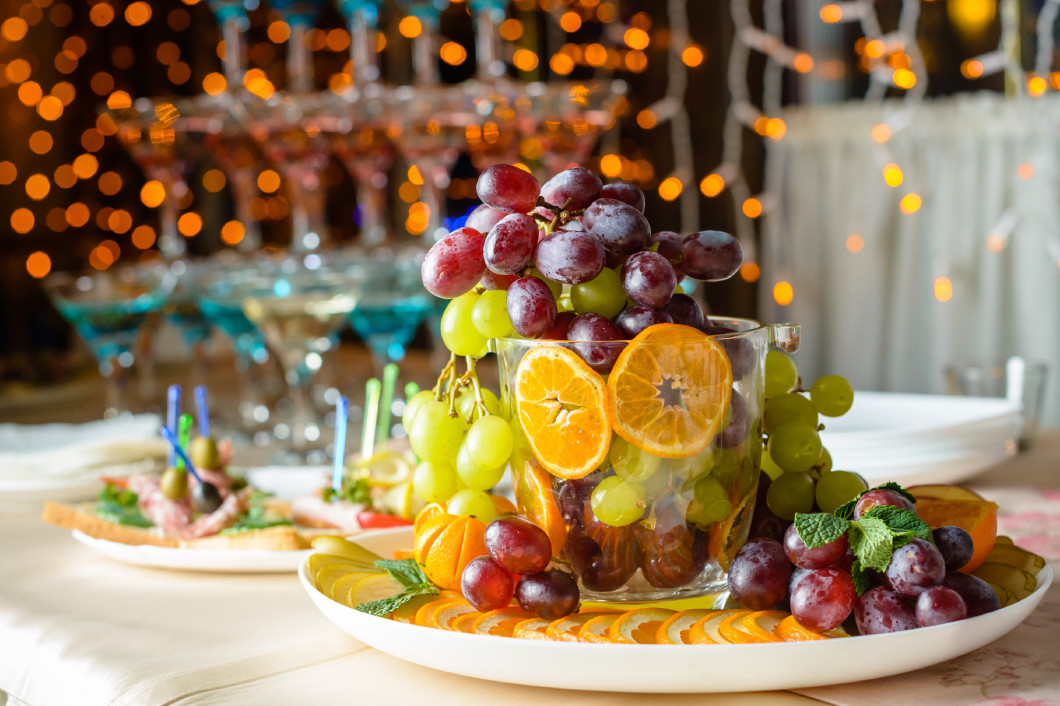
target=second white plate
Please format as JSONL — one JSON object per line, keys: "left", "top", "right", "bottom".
{"left": 72, "top": 530, "right": 311, "bottom": 573}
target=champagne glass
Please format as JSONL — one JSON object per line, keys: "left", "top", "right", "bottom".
{"left": 468, "top": 0, "right": 508, "bottom": 82}
{"left": 338, "top": 0, "right": 385, "bottom": 85}
{"left": 42, "top": 266, "right": 169, "bottom": 418}
{"left": 516, "top": 80, "right": 623, "bottom": 176}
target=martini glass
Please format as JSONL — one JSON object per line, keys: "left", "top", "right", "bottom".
{"left": 468, "top": 0, "right": 508, "bottom": 82}
{"left": 271, "top": 0, "right": 326, "bottom": 92}
{"left": 338, "top": 0, "right": 385, "bottom": 85}
{"left": 238, "top": 253, "right": 366, "bottom": 457}
{"left": 206, "top": 0, "right": 250, "bottom": 89}
{"left": 516, "top": 80, "right": 622, "bottom": 176}
{"left": 42, "top": 266, "right": 168, "bottom": 418}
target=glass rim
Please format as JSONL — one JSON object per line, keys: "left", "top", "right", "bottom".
{"left": 493, "top": 316, "right": 778, "bottom": 346}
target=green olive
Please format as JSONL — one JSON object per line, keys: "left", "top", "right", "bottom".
{"left": 160, "top": 467, "right": 189, "bottom": 500}
{"left": 189, "top": 436, "right": 221, "bottom": 471}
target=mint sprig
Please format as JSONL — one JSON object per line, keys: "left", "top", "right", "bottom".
{"left": 849, "top": 558, "right": 872, "bottom": 595}
{"left": 793, "top": 513, "right": 849, "bottom": 549}
{"left": 863, "top": 506, "right": 932, "bottom": 547}
{"left": 847, "top": 516, "right": 893, "bottom": 572}
{"left": 354, "top": 558, "right": 440, "bottom": 618}
{"left": 834, "top": 482, "right": 918, "bottom": 520}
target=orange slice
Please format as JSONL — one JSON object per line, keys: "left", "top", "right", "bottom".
{"left": 472, "top": 607, "right": 536, "bottom": 637}
{"left": 512, "top": 618, "right": 553, "bottom": 640}
{"left": 450, "top": 612, "right": 482, "bottom": 633}
{"left": 607, "top": 324, "right": 732, "bottom": 459}
{"left": 657, "top": 609, "right": 715, "bottom": 645}
{"left": 491, "top": 494, "right": 517, "bottom": 516}
{"left": 910, "top": 485, "right": 998, "bottom": 573}
{"left": 514, "top": 345, "right": 611, "bottom": 479}
{"left": 740, "top": 611, "right": 785, "bottom": 643}
{"left": 546, "top": 611, "right": 619, "bottom": 642}
{"left": 431, "top": 600, "right": 479, "bottom": 630}
{"left": 579, "top": 613, "right": 622, "bottom": 643}
{"left": 607, "top": 607, "right": 678, "bottom": 644}
{"left": 718, "top": 610, "right": 762, "bottom": 643}
{"left": 414, "top": 503, "right": 447, "bottom": 534}
{"left": 414, "top": 597, "right": 462, "bottom": 628}
{"left": 688, "top": 609, "right": 747, "bottom": 645}
{"left": 391, "top": 592, "right": 456, "bottom": 624}
{"left": 774, "top": 615, "right": 847, "bottom": 641}
{"left": 510, "top": 451, "right": 567, "bottom": 556}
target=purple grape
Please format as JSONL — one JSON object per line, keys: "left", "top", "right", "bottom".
{"left": 932, "top": 526, "right": 975, "bottom": 572}
{"left": 681, "top": 230, "right": 743, "bottom": 282}
{"left": 476, "top": 164, "right": 541, "bottom": 214}
{"left": 465, "top": 203, "right": 506, "bottom": 234}
{"left": 538, "top": 167, "right": 602, "bottom": 217}
{"left": 884, "top": 537, "right": 946, "bottom": 599}
{"left": 515, "top": 569, "right": 580, "bottom": 619}
{"left": 421, "top": 227, "right": 487, "bottom": 298}
{"left": 622, "top": 251, "right": 677, "bottom": 308}
{"left": 556, "top": 473, "right": 601, "bottom": 532}
{"left": 915, "top": 585, "right": 967, "bottom": 627}
{"left": 941, "top": 572, "right": 1001, "bottom": 616}
{"left": 567, "top": 313, "right": 626, "bottom": 374}
{"left": 533, "top": 230, "right": 606, "bottom": 285}
{"left": 582, "top": 198, "right": 651, "bottom": 255}
{"left": 650, "top": 231, "right": 685, "bottom": 275}
{"left": 615, "top": 305, "right": 671, "bottom": 338}
{"left": 853, "top": 489, "right": 916, "bottom": 519}
{"left": 855, "top": 586, "right": 918, "bottom": 634}
{"left": 541, "top": 310, "right": 576, "bottom": 340}
{"left": 600, "top": 181, "right": 645, "bottom": 212}
{"left": 480, "top": 270, "right": 518, "bottom": 290}
{"left": 702, "top": 324, "right": 755, "bottom": 381}
{"left": 783, "top": 521, "right": 850, "bottom": 570}
{"left": 507, "top": 276, "right": 557, "bottom": 338}
{"left": 485, "top": 516, "right": 553, "bottom": 575}
{"left": 658, "top": 293, "right": 704, "bottom": 328}
{"left": 789, "top": 567, "right": 857, "bottom": 632}
{"left": 461, "top": 556, "right": 514, "bottom": 612}
{"left": 604, "top": 250, "right": 628, "bottom": 269}
{"left": 727, "top": 538, "right": 792, "bottom": 611}
{"left": 484, "top": 213, "right": 537, "bottom": 275}
{"left": 715, "top": 391, "right": 750, "bottom": 448}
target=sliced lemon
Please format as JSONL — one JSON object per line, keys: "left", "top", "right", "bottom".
{"left": 350, "top": 450, "right": 415, "bottom": 488}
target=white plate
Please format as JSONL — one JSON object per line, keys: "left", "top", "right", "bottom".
{"left": 298, "top": 528, "right": 1052, "bottom": 693}
{"left": 820, "top": 392, "right": 1019, "bottom": 442}
{"left": 243, "top": 465, "right": 331, "bottom": 500}
{"left": 72, "top": 530, "right": 311, "bottom": 573}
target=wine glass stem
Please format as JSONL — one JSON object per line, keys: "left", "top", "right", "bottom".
{"left": 158, "top": 189, "right": 186, "bottom": 259}
{"left": 475, "top": 11, "right": 505, "bottom": 81}
{"left": 355, "top": 176, "right": 386, "bottom": 247}
{"left": 222, "top": 17, "right": 246, "bottom": 88}
{"left": 413, "top": 33, "right": 438, "bottom": 86}
{"left": 228, "top": 169, "right": 262, "bottom": 251}
{"left": 350, "top": 17, "right": 379, "bottom": 84}
{"left": 287, "top": 180, "right": 328, "bottom": 251}
{"left": 288, "top": 23, "right": 313, "bottom": 92}
{"left": 285, "top": 366, "right": 316, "bottom": 452}
{"left": 100, "top": 355, "right": 130, "bottom": 419}
{"left": 190, "top": 340, "right": 210, "bottom": 391}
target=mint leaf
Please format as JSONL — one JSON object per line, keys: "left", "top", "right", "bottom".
{"left": 863, "top": 506, "right": 932, "bottom": 547}
{"left": 375, "top": 558, "right": 432, "bottom": 589}
{"left": 794, "top": 513, "right": 850, "bottom": 549}
{"left": 832, "top": 481, "right": 917, "bottom": 520}
{"left": 850, "top": 558, "right": 873, "bottom": 595}
{"left": 356, "top": 586, "right": 438, "bottom": 617}
{"left": 873, "top": 482, "right": 917, "bottom": 505}
{"left": 833, "top": 497, "right": 858, "bottom": 520}
{"left": 849, "top": 516, "right": 894, "bottom": 572}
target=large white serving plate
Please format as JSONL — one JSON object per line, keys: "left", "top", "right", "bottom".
{"left": 299, "top": 528, "right": 1052, "bottom": 693}
{"left": 72, "top": 530, "right": 311, "bottom": 573}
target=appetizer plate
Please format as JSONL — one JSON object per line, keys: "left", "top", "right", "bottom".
{"left": 72, "top": 530, "right": 311, "bottom": 573}
{"left": 299, "top": 528, "right": 1052, "bottom": 693}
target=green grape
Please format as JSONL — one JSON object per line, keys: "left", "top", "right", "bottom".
{"left": 589, "top": 476, "right": 645, "bottom": 527}
{"left": 529, "top": 269, "right": 563, "bottom": 299}
{"left": 456, "top": 443, "right": 505, "bottom": 490}
{"left": 471, "top": 289, "right": 514, "bottom": 339}
{"left": 402, "top": 390, "right": 435, "bottom": 432}
{"left": 456, "top": 387, "right": 503, "bottom": 421}
{"left": 571, "top": 267, "right": 625, "bottom": 319}
{"left": 557, "top": 291, "right": 574, "bottom": 312}
{"left": 760, "top": 449, "right": 785, "bottom": 480}
{"left": 465, "top": 415, "right": 514, "bottom": 470}
{"left": 441, "top": 292, "right": 488, "bottom": 356}
{"left": 708, "top": 448, "right": 742, "bottom": 488}
{"left": 447, "top": 488, "right": 497, "bottom": 522}
{"left": 668, "top": 446, "right": 714, "bottom": 485}
{"left": 609, "top": 435, "right": 662, "bottom": 483}
{"left": 810, "top": 375, "right": 855, "bottom": 417}
{"left": 688, "top": 475, "right": 732, "bottom": 524}
{"left": 815, "top": 447, "right": 833, "bottom": 475}
{"left": 764, "top": 350, "right": 799, "bottom": 398}
{"left": 815, "top": 470, "right": 867, "bottom": 513}
{"left": 763, "top": 392, "right": 818, "bottom": 434}
{"left": 767, "top": 423, "right": 823, "bottom": 473}
{"left": 766, "top": 471, "right": 816, "bottom": 521}
{"left": 412, "top": 460, "right": 459, "bottom": 503}
{"left": 408, "top": 400, "right": 465, "bottom": 463}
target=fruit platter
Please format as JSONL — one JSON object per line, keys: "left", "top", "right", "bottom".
{"left": 293, "top": 162, "right": 1052, "bottom": 691}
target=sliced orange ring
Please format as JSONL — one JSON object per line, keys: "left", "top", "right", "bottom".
{"left": 509, "top": 451, "right": 568, "bottom": 556}
{"left": 472, "top": 607, "right": 536, "bottom": 637}
{"left": 740, "top": 611, "right": 785, "bottom": 643}
{"left": 608, "top": 323, "right": 732, "bottom": 459}
{"left": 512, "top": 617, "right": 553, "bottom": 640}
{"left": 579, "top": 613, "right": 623, "bottom": 643}
{"left": 718, "top": 610, "right": 761, "bottom": 643}
{"left": 514, "top": 345, "right": 611, "bottom": 480}
{"left": 413, "top": 597, "right": 462, "bottom": 628}
{"left": 450, "top": 612, "right": 482, "bottom": 633}
{"left": 607, "top": 607, "right": 678, "bottom": 644}
{"left": 432, "top": 600, "right": 479, "bottom": 630}
{"left": 391, "top": 592, "right": 456, "bottom": 624}
{"left": 773, "top": 615, "right": 847, "bottom": 641}
{"left": 688, "top": 609, "right": 747, "bottom": 645}
{"left": 414, "top": 502, "right": 448, "bottom": 534}
{"left": 545, "top": 611, "right": 619, "bottom": 642}
{"left": 657, "top": 609, "right": 715, "bottom": 645}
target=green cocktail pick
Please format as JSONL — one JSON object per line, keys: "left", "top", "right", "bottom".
{"left": 361, "top": 377, "right": 381, "bottom": 460}
{"left": 376, "top": 363, "right": 399, "bottom": 447}
{"left": 176, "top": 414, "right": 193, "bottom": 470}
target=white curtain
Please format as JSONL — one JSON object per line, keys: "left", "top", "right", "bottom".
{"left": 760, "top": 93, "right": 1060, "bottom": 424}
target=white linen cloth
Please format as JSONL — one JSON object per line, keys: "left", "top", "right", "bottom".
{"left": 760, "top": 93, "right": 1060, "bottom": 425}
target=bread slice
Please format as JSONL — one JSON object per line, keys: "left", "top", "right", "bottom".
{"left": 42, "top": 500, "right": 346, "bottom": 551}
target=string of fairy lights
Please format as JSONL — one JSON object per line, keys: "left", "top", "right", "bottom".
{"left": 1, "top": 0, "right": 1059, "bottom": 295}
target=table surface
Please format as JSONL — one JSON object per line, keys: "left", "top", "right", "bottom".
{"left": 1, "top": 368, "right": 1058, "bottom": 705}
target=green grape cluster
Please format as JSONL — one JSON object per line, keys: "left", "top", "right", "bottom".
{"left": 404, "top": 359, "right": 512, "bottom": 524}
{"left": 761, "top": 351, "right": 862, "bottom": 521}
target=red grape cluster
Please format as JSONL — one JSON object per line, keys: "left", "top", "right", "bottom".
{"left": 421, "top": 163, "right": 744, "bottom": 363}
{"left": 728, "top": 489, "right": 1001, "bottom": 635}
{"left": 461, "top": 515, "right": 580, "bottom": 620}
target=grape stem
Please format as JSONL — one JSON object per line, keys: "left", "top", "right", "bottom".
{"left": 431, "top": 352, "right": 457, "bottom": 401}
{"left": 463, "top": 355, "right": 489, "bottom": 421}
{"left": 531, "top": 196, "right": 578, "bottom": 236}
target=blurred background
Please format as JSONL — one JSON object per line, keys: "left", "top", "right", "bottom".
{"left": 0, "top": 0, "right": 1057, "bottom": 448}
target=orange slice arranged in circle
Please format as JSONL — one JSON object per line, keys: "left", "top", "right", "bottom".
{"left": 472, "top": 607, "right": 536, "bottom": 637}
{"left": 688, "top": 609, "right": 746, "bottom": 645}
{"left": 607, "top": 607, "right": 678, "bottom": 644}
{"left": 510, "top": 451, "right": 568, "bottom": 556}
{"left": 773, "top": 615, "right": 847, "bottom": 641}
{"left": 657, "top": 609, "right": 715, "bottom": 645}
{"left": 608, "top": 324, "right": 732, "bottom": 459}
{"left": 741, "top": 610, "right": 785, "bottom": 643}
{"left": 514, "top": 345, "right": 611, "bottom": 480}
{"left": 546, "top": 610, "right": 619, "bottom": 642}
{"left": 579, "top": 613, "right": 622, "bottom": 643}
{"left": 512, "top": 617, "right": 552, "bottom": 640}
